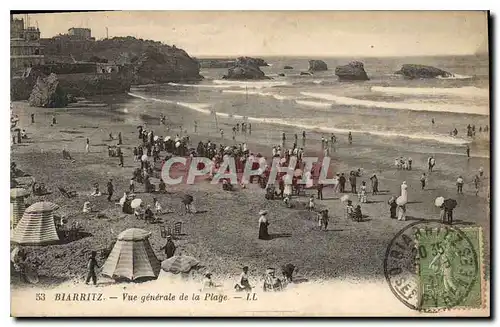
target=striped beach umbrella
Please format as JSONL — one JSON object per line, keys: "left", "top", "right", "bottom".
{"left": 101, "top": 228, "right": 161, "bottom": 282}
{"left": 12, "top": 201, "right": 60, "bottom": 245}
{"left": 10, "top": 188, "right": 29, "bottom": 229}
{"left": 161, "top": 255, "right": 200, "bottom": 274}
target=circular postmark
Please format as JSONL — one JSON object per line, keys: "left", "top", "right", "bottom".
{"left": 384, "top": 221, "right": 478, "bottom": 311}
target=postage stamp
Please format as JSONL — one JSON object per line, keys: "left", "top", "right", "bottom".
{"left": 415, "top": 225, "right": 484, "bottom": 311}
{"left": 384, "top": 221, "right": 485, "bottom": 312}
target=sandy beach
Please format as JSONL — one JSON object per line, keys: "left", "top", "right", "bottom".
{"left": 10, "top": 92, "right": 491, "bottom": 293}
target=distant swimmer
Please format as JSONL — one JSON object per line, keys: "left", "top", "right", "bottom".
{"left": 432, "top": 118, "right": 435, "bottom": 125}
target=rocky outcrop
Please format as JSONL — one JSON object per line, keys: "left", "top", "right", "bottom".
{"left": 300, "top": 72, "right": 312, "bottom": 76}
{"left": 42, "top": 36, "right": 203, "bottom": 84}
{"left": 394, "top": 64, "right": 452, "bottom": 79}
{"left": 132, "top": 46, "right": 203, "bottom": 84}
{"left": 278, "top": 73, "right": 285, "bottom": 77}
{"left": 28, "top": 74, "right": 69, "bottom": 108}
{"left": 335, "top": 61, "right": 369, "bottom": 81}
{"left": 222, "top": 64, "right": 270, "bottom": 80}
{"left": 308, "top": 60, "right": 328, "bottom": 72}
{"left": 235, "top": 57, "right": 268, "bottom": 67}
{"left": 283, "top": 65, "right": 293, "bottom": 70}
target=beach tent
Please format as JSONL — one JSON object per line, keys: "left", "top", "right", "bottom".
{"left": 10, "top": 188, "right": 29, "bottom": 229}
{"left": 11, "top": 201, "right": 60, "bottom": 245}
{"left": 161, "top": 255, "right": 200, "bottom": 274}
{"left": 101, "top": 228, "right": 161, "bottom": 282}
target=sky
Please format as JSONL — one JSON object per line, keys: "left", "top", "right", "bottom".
{"left": 14, "top": 11, "right": 489, "bottom": 57}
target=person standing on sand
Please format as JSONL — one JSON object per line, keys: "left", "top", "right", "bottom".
{"left": 107, "top": 179, "right": 114, "bottom": 202}
{"left": 370, "top": 174, "right": 379, "bottom": 195}
{"left": 85, "top": 138, "right": 90, "bottom": 153}
{"left": 258, "top": 210, "right": 270, "bottom": 240}
{"left": 220, "top": 129, "right": 224, "bottom": 139}
{"left": 31, "top": 113, "right": 35, "bottom": 124}
{"left": 456, "top": 176, "right": 464, "bottom": 194}
{"left": 248, "top": 123, "right": 251, "bottom": 134}
{"left": 388, "top": 196, "right": 397, "bottom": 219}
{"left": 118, "top": 151, "right": 124, "bottom": 167}
{"left": 194, "top": 121, "right": 198, "bottom": 133}
{"left": 52, "top": 114, "right": 57, "bottom": 125}
{"left": 466, "top": 145, "right": 470, "bottom": 158}
{"left": 85, "top": 251, "right": 99, "bottom": 286}
{"left": 349, "top": 172, "right": 357, "bottom": 194}
{"left": 432, "top": 118, "right": 435, "bottom": 125}
{"left": 339, "top": 173, "right": 346, "bottom": 193}
{"left": 160, "top": 235, "right": 176, "bottom": 259}
{"left": 129, "top": 178, "right": 135, "bottom": 193}
{"left": 348, "top": 132, "right": 353, "bottom": 145}
{"left": 408, "top": 157, "right": 413, "bottom": 170}
{"left": 317, "top": 182, "right": 324, "bottom": 200}
{"left": 474, "top": 175, "right": 480, "bottom": 196}
{"left": 118, "top": 132, "right": 122, "bottom": 145}
{"left": 420, "top": 173, "right": 427, "bottom": 190}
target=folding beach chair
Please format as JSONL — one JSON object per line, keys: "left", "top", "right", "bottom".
{"left": 174, "top": 222, "right": 182, "bottom": 236}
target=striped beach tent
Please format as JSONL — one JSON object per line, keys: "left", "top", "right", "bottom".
{"left": 101, "top": 228, "right": 161, "bottom": 282}
{"left": 12, "top": 201, "right": 60, "bottom": 245}
{"left": 10, "top": 188, "right": 29, "bottom": 229}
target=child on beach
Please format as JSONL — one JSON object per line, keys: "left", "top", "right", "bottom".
{"left": 308, "top": 195, "right": 315, "bottom": 211}
{"left": 354, "top": 205, "right": 363, "bottom": 222}
{"left": 456, "top": 176, "right": 464, "bottom": 194}
{"left": 346, "top": 200, "right": 354, "bottom": 220}
{"left": 358, "top": 181, "right": 367, "bottom": 203}
{"left": 420, "top": 173, "right": 427, "bottom": 190}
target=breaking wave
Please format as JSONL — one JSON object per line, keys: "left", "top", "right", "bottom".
{"left": 301, "top": 92, "right": 488, "bottom": 115}
{"left": 212, "top": 79, "right": 291, "bottom": 89}
{"left": 371, "top": 86, "right": 489, "bottom": 99}
{"left": 128, "top": 92, "right": 472, "bottom": 146}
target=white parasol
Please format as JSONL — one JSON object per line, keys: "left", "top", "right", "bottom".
{"left": 435, "top": 196, "right": 445, "bottom": 207}
{"left": 175, "top": 141, "right": 181, "bottom": 148}
{"left": 396, "top": 196, "right": 407, "bottom": 206}
{"left": 164, "top": 136, "right": 171, "bottom": 141}
{"left": 340, "top": 195, "right": 350, "bottom": 203}
{"left": 154, "top": 135, "right": 159, "bottom": 141}
{"left": 131, "top": 198, "right": 142, "bottom": 209}
{"left": 141, "top": 154, "right": 148, "bottom": 162}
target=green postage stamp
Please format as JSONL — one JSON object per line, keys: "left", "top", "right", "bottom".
{"left": 415, "top": 225, "right": 485, "bottom": 311}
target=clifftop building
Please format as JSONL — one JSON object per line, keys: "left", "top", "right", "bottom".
{"left": 10, "top": 15, "right": 45, "bottom": 70}
{"left": 68, "top": 27, "right": 92, "bottom": 40}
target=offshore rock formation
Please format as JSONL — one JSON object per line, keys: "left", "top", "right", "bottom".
{"left": 394, "top": 64, "right": 452, "bottom": 79}
{"left": 222, "top": 64, "right": 270, "bottom": 80}
{"left": 283, "top": 65, "right": 293, "bottom": 70}
{"left": 335, "top": 61, "right": 370, "bottom": 81}
{"left": 308, "top": 60, "right": 328, "bottom": 72}
{"left": 28, "top": 74, "right": 70, "bottom": 108}
{"left": 235, "top": 57, "right": 269, "bottom": 67}
{"left": 197, "top": 57, "right": 268, "bottom": 69}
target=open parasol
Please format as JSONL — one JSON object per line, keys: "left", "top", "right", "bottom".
{"left": 154, "top": 135, "right": 159, "bottom": 141}
{"left": 141, "top": 154, "right": 148, "bottom": 162}
{"left": 396, "top": 196, "right": 407, "bottom": 206}
{"left": 164, "top": 136, "right": 171, "bottom": 141}
{"left": 434, "top": 196, "right": 445, "bottom": 207}
{"left": 340, "top": 195, "right": 350, "bottom": 203}
{"left": 131, "top": 198, "right": 143, "bottom": 209}
{"left": 175, "top": 141, "right": 181, "bottom": 148}
{"left": 443, "top": 199, "right": 458, "bottom": 210}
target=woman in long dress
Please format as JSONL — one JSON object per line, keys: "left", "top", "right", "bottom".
{"left": 258, "top": 210, "right": 270, "bottom": 240}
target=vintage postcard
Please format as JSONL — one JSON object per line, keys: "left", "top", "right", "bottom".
{"left": 10, "top": 10, "right": 490, "bottom": 317}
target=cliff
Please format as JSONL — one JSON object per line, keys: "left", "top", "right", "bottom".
{"left": 308, "top": 60, "right": 328, "bottom": 72}
{"left": 394, "top": 64, "right": 452, "bottom": 79}
{"left": 335, "top": 61, "right": 369, "bottom": 81}
{"left": 42, "top": 36, "right": 203, "bottom": 83}
{"left": 28, "top": 74, "right": 69, "bottom": 108}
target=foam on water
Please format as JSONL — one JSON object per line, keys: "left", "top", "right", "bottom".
{"left": 295, "top": 100, "right": 333, "bottom": 109}
{"left": 168, "top": 82, "right": 233, "bottom": 89}
{"left": 371, "top": 86, "right": 489, "bottom": 99}
{"left": 436, "top": 73, "right": 474, "bottom": 80}
{"left": 212, "top": 79, "right": 291, "bottom": 89}
{"left": 222, "top": 89, "right": 294, "bottom": 101}
{"left": 129, "top": 92, "right": 473, "bottom": 146}
{"left": 301, "top": 92, "right": 489, "bottom": 116}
